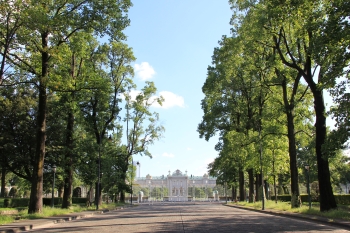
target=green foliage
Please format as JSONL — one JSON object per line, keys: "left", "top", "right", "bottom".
{"left": 43, "top": 198, "right": 62, "bottom": 206}
{"left": 3, "top": 198, "right": 29, "bottom": 208}
{"left": 8, "top": 188, "right": 17, "bottom": 198}
{"left": 72, "top": 198, "right": 88, "bottom": 204}
{"left": 334, "top": 195, "right": 350, "bottom": 205}
{"left": 202, "top": 0, "right": 348, "bottom": 211}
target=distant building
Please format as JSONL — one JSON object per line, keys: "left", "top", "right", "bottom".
{"left": 134, "top": 169, "right": 216, "bottom": 201}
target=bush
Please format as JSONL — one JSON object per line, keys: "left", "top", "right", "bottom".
{"left": 43, "top": 197, "right": 62, "bottom": 206}
{"left": 3, "top": 198, "right": 29, "bottom": 207}
{"left": 3, "top": 199, "right": 10, "bottom": 207}
{"left": 277, "top": 195, "right": 291, "bottom": 202}
{"left": 72, "top": 197, "right": 87, "bottom": 204}
{"left": 300, "top": 194, "right": 319, "bottom": 203}
{"left": 334, "top": 194, "right": 350, "bottom": 205}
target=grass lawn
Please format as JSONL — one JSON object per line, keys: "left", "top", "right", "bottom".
{"left": 0, "top": 202, "right": 129, "bottom": 225}
{"left": 230, "top": 200, "right": 350, "bottom": 221}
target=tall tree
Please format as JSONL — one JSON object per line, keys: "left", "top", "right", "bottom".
{"left": 2, "top": 0, "right": 132, "bottom": 213}
{"left": 118, "top": 81, "right": 165, "bottom": 201}
{"left": 229, "top": 0, "right": 349, "bottom": 211}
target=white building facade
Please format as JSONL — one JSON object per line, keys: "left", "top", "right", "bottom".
{"left": 134, "top": 169, "right": 216, "bottom": 201}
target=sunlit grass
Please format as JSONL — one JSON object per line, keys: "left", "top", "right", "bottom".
{"left": 0, "top": 215, "right": 15, "bottom": 225}
{"left": 230, "top": 200, "right": 350, "bottom": 221}
{"left": 0, "top": 202, "right": 130, "bottom": 225}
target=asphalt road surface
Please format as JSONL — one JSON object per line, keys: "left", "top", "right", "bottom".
{"left": 30, "top": 202, "right": 350, "bottom": 233}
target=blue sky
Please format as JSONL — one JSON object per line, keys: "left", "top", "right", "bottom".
{"left": 123, "top": 1, "right": 233, "bottom": 178}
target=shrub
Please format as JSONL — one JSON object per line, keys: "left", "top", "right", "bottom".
{"left": 72, "top": 197, "right": 87, "bottom": 204}
{"left": 334, "top": 194, "right": 350, "bottom": 205}
{"left": 43, "top": 197, "right": 62, "bottom": 206}
{"left": 3, "top": 198, "right": 29, "bottom": 207}
{"left": 3, "top": 199, "right": 10, "bottom": 207}
{"left": 277, "top": 195, "right": 291, "bottom": 202}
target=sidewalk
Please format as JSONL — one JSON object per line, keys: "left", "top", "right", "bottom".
{"left": 227, "top": 203, "right": 350, "bottom": 231}
{"left": 0, "top": 206, "right": 131, "bottom": 233}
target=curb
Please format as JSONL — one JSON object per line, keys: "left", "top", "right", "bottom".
{"left": 225, "top": 204, "right": 350, "bottom": 230}
{"left": 0, "top": 205, "right": 133, "bottom": 233}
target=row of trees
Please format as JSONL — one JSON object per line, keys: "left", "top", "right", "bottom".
{"left": 0, "top": 1, "right": 164, "bottom": 213}
{"left": 199, "top": 0, "right": 349, "bottom": 211}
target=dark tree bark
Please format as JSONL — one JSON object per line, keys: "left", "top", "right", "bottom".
{"left": 1, "top": 166, "right": 6, "bottom": 198}
{"left": 28, "top": 32, "right": 49, "bottom": 214}
{"left": 62, "top": 111, "right": 74, "bottom": 208}
{"left": 239, "top": 168, "right": 245, "bottom": 201}
{"left": 312, "top": 89, "right": 337, "bottom": 211}
{"left": 120, "top": 190, "right": 125, "bottom": 202}
{"left": 302, "top": 43, "right": 337, "bottom": 211}
{"left": 94, "top": 182, "right": 102, "bottom": 206}
{"left": 274, "top": 27, "right": 337, "bottom": 211}
{"left": 281, "top": 74, "right": 301, "bottom": 208}
{"left": 255, "top": 173, "right": 261, "bottom": 202}
{"left": 248, "top": 168, "right": 254, "bottom": 203}
{"left": 232, "top": 186, "right": 237, "bottom": 201}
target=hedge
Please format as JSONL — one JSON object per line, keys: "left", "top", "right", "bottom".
{"left": 72, "top": 197, "right": 88, "bottom": 204}
{"left": 2, "top": 197, "right": 88, "bottom": 207}
{"left": 43, "top": 197, "right": 88, "bottom": 206}
{"left": 3, "top": 198, "right": 29, "bottom": 208}
{"left": 43, "top": 197, "right": 62, "bottom": 206}
{"left": 276, "top": 194, "right": 349, "bottom": 205}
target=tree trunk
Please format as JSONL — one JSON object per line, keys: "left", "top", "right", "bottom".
{"left": 255, "top": 173, "right": 260, "bottom": 202}
{"left": 301, "top": 57, "right": 337, "bottom": 211}
{"left": 264, "top": 180, "right": 269, "bottom": 199}
{"left": 281, "top": 75, "right": 300, "bottom": 208}
{"left": 58, "top": 184, "right": 64, "bottom": 198}
{"left": 62, "top": 111, "right": 74, "bottom": 208}
{"left": 120, "top": 190, "right": 125, "bottom": 202}
{"left": 1, "top": 166, "right": 6, "bottom": 198}
{"left": 232, "top": 186, "right": 236, "bottom": 201}
{"left": 248, "top": 168, "right": 254, "bottom": 203}
{"left": 94, "top": 182, "right": 102, "bottom": 206}
{"left": 273, "top": 174, "right": 277, "bottom": 203}
{"left": 313, "top": 89, "right": 337, "bottom": 211}
{"left": 286, "top": 108, "right": 300, "bottom": 207}
{"left": 239, "top": 168, "right": 244, "bottom": 201}
{"left": 28, "top": 32, "right": 49, "bottom": 214}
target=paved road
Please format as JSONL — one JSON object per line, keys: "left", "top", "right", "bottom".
{"left": 29, "top": 202, "right": 350, "bottom": 233}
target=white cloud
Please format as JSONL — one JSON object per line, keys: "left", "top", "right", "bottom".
{"left": 124, "top": 90, "right": 185, "bottom": 109}
{"left": 205, "top": 158, "right": 214, "bottom": 165}
{"left": 134, "top": 62, "right": 156, "bottom": 80}
{"left": 187, "top": 147, "right": 192, "bottom": 151}
{"left": 152, "top": 91, "right": 185, "bottom": 109}
{"left": 162, "top": 152, "right": 175, "bottom": 158}
{"left": 128, "top": 90, "right": 141, "bottom": 101}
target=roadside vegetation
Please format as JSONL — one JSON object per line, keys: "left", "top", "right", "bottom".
{"left": 232, "top": 200, "right": 350, "bottom": 221}
{"left": 199, "top": 0, "right": 349, "bottom": 212}
{"left": 0, "top": 202, "right": 129, "bottom": 225}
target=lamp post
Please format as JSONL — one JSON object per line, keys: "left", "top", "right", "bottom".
{"left": 96, "top": 133, "right": 102, "bottom": 210}
{"left": 131, "top": 159, "right": 134, "bottom": 205}
{"left": 305, "top": 164, "right": 311, "bottom": 209}
{"left": 225, "top": 182, "right": 227, "bottom": 204}
{"left": 205, "top": 180, "right": 208, "bottom": 201}
{"left": 51, "top": 164, "right": 57, "bottom": 208}
{"left": 136, "top": 161, "right": 140, "bottom": 178}
{"left": 192, "top": 180, "right": 195, "bottom": 201}
{"left": 149, "top": 181, "right": 151, "bottom": 202}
